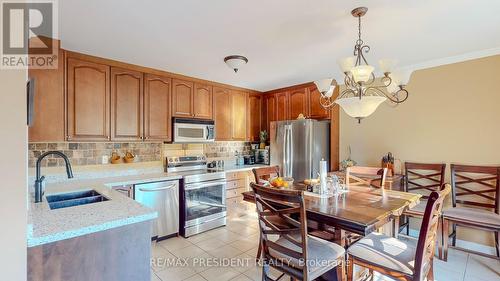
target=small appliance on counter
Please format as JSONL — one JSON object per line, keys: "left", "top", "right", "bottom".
{"left": 255, "top": 148, "right": 270, "bottom": 165}
{"left": 207, "top": 160, "right": 224, "bottom": 169}
{"left": 235, "top": 151, "right": 245, "bottom": 166}
{"left": 244, "top": 155, "right": 255, "bottom": 165}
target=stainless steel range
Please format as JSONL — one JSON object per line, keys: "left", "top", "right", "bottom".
{"left": 166, "top": 156, "right": 227, "bottom": 237}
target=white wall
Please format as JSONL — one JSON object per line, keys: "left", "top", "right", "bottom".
{"left": 0, "top": 68, "right": 27, "bottom": 279}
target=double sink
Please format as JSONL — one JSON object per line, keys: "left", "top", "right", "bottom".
{"left": 46, "top": 190, "right": 109, "bottom": 210}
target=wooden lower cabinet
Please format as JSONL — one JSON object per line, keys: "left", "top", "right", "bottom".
{"left": 28, "top": 48, "right": 65, "bottom": 142}
{"left": 226, "top": 171, "right": 255, "bottom": 218}
{"left": 231, "top": 91, "right": 248, "bottom": 140}
{"left": 110, "top": 67, "right": 143, "bottom": 141}
{"left": 144, "top": 74, "right": 172, "bottom": 141}
{"left": 66, "top": 57, "right": 111, "bottom": 141}
{"left": 213, "top": 87, "right": 232, "bottom": 140}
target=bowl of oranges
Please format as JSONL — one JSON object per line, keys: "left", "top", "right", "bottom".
{"left": 269, "top": 177, "right": 294, "bottom": 189}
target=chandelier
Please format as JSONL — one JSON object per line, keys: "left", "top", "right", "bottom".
{"left": 314, "top": 7, "right": 412, "bottom": 123}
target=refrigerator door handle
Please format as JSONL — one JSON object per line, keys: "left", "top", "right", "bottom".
{"left": 283, "top": 125, "right": 292, "bottom": 177}
{"left": 288, "top": 125, "right": 293, "bottom": 177}
{"left": 282, "top": 125, "right": 288, "bottom": 177}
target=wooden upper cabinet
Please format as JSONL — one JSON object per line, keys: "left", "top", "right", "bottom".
{"left": 276, "top": 92, "right": 289, "bottom": 121}
{"left": 264, "top": 94, "right": 277, "bottom": 133}
{"left": 172, "top": 79, "right": 194, "bottom": 117}
{"left": 144, "top": 73, "right": 172, "bottom": 141}
{"left": 289, "top": 88, "right": 308, "bottom": 120}
{"left": 193, "top": 83, "right": 213, "bottom": 119}
{"left": 110, "top": 67, "right": 143, "bottom": 141}
{"left": 67, "top": 57, "right": 110, "bottom": 141}
{"left": 29, "top": 48, "right": 65, "bottom": 142}
{"left": 213, "top": 87, "right": 232, "bottom": 140}
{"left": 307, "top": 85, "right": 330, "bottom": 119}
{"left": 231, "top": 91, "right": 247, "bottom": 140}
{"left": 247, "top": 93, "right": 262, "bottom": 142}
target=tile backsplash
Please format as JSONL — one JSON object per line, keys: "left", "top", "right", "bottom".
{"left": 162, "top": 141, "right": 253, "bottom": 165}
{"left": 29, "top": 141, "right": 253, "bottom": 168}
{"left": 204, "top": 141, "right": 252, "bottom": 159}
{"left": 28, "top": 142, "right": 162, "bottom": 168}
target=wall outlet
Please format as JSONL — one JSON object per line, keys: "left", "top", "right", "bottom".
{"left": 102, "top": 155, "right": 109, "bottom": 164}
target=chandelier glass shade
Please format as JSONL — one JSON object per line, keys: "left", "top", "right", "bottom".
{"left": 315, "top": 7, "right": 412, "bottom": 122}
{"left": 335, "top": 96, "right": 387, "bottom": 121}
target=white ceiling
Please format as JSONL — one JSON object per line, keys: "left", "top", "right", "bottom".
{"left": 59, "top": 0, "right": 500, "bottom": 91}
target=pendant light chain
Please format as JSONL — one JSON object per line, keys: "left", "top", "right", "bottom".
{"left": 357, "top": 15, "right": 362, "bottom": 45}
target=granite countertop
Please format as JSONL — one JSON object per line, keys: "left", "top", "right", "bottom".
{"left": 27, "top": 173, "right": 182, "bottom": 248}
{"left": 27, "top": 164, "right": 268, "bottom": 247}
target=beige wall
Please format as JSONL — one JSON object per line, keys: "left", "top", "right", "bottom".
{"left": 339, "top": 55, "right": 500, "bottom": 247}
{"left": 0, "top": 69, "right": 27, "bottom": 279}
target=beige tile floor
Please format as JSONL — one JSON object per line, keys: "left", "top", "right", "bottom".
{"left": 151, "top": 211, "right": 500, "bottom": 281}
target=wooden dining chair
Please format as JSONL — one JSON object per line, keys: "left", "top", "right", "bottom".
{"left": 253, "top": 166, "right": 342, "bottom": 245}
{"left": 252, "top": 166, "right": 295, "bottom": 261}
{"left": 251, "top": 182, "right": 346, "bottom": 281}
{"left": 442, "top": 164, "right": 500, "bottom": 260}
{"left": 400, "top": 162, "right": 446, "bottom": 236}
{"left": 346, "top": 166, "right": 388, "bottom": 189}
{"left": 253, "top": 166, "right": 280, "bottom": 184}
{"left": 347, "top": 184, "right": 451, "bottom": 281}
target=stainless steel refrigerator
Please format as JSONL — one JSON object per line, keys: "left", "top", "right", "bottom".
{"left": 270, "top": 119, "right": 330, "bottom": 183}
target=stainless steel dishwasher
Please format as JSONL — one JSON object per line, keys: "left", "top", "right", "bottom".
{"left": 134, "top": 180, "right": 179, "bottom": 239}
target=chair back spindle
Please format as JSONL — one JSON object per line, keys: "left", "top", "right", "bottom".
{"left": 414, "top": 184, "right": 451, "bottom": 280}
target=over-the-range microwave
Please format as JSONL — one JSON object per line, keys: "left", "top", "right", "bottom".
{"left": 173, "top": 118, "right": 215, "bottom": 143}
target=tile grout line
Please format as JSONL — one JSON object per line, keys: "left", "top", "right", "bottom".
{"left": 461, "top": 253, "right": 470, "bottom": 281}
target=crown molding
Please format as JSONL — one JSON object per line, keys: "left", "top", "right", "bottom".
{"left": 402, "top": 47, "right": 500, "bottom": 73}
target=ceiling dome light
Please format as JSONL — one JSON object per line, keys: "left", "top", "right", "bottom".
{"left": 224, "top": 55, "right": 248, "bottom": 73}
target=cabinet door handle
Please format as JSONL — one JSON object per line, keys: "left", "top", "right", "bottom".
{"left": 66, "top": 135, "right": 72, "bottom": 141}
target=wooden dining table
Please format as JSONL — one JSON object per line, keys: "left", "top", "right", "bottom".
{"left": 242, "top": 183, "right": 421, "bottom": 241}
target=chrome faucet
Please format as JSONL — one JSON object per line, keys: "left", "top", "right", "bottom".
{"left": 34, "top": 151, "right": 74, "bottom": 203}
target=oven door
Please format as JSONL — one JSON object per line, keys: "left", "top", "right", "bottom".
{"left": 174, "top": 122, "right": 215, "bottom": 143}
{"left": 184, "top": 180, "right": 226, "bottom": 226}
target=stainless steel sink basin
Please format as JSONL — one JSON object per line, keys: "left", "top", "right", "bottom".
{"left": 46, "top": 190, "right": 109, "bottom": 210}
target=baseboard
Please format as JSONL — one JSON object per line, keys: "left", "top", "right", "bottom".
{"left": 407, "top": 228, "right": 497, "bottom": 255}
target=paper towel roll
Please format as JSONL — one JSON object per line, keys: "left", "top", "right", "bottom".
{"left": 319, "top": 159, "right": 327, "bottom": 194}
